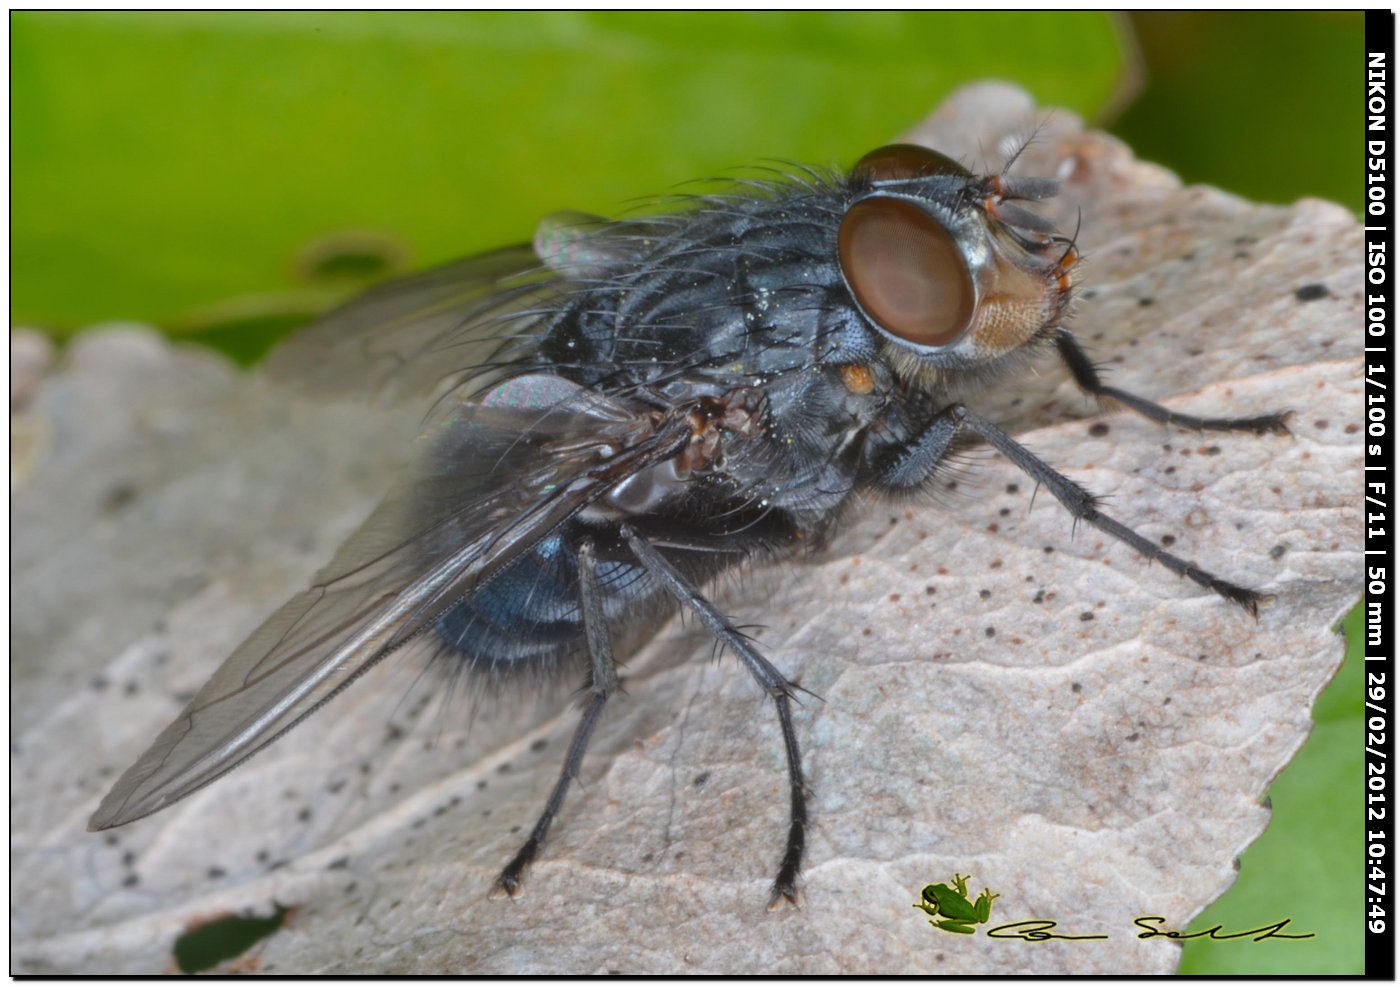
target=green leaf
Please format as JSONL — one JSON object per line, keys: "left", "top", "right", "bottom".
{"left": 1113, "top": 12, "right": 1363, "bottom": 211}
{"left": 12, "top": 11, "right": 1122, "bottom": 339}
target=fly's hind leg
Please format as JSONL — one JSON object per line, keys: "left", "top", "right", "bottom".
{"left": 491, "top": 537, "right": 620, "bottom": 898}
{"left": 621, "top": 525, "right": 808, "bottom": 909}
{"left": 1055, "top": 327, "right": 1292, "bottom": 435}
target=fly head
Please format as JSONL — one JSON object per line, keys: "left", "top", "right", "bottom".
{"left": 838, "top": 143, "right": 1079, "bottom": 390}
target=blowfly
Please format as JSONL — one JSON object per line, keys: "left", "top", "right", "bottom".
{"left": 90, "top": 143, "right": 1289, "bottom": 907}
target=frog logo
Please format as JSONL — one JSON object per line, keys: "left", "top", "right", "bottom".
{"left": 914, "top": 873, "right": 999, "bottom": 935}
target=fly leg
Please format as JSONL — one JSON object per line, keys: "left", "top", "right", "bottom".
{"left": 1055, "top": 328, "right": 1292, "bottom": 434}
{"left": 621, "top": 525, "right": 807, "bottom": 909}
{"left": 491, "top": 538, "right": 619, "bottom": 898}
{"left": 881, "top": 404, "right": 1271, "bottom": 615}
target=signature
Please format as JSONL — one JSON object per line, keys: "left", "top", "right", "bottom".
{"left": 1133, "top": 916, "right": 1315, "bottom": 942}
{"left": 976, "top": 917, "right": 1313, "bottom": 942}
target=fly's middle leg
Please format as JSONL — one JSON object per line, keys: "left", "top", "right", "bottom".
{"left": 491, "top": 538, "right": 620, "bottom": 898}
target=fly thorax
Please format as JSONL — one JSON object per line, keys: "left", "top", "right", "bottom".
{"left": 594, "top": 387, "right": 767, "bottom": 519}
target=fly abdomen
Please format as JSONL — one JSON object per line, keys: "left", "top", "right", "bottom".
{"left": 433, "top": 530, "right": 653, "bottom": 675}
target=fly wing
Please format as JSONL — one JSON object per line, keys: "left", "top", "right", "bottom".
{"left": 90, "top": 376, "right": 690, "bottom": 829}
{"left": 261, "top": 244, "right": 555, "bottom": 402}
{"left": 262, "top": 215, "right": 668, "bottom": 404}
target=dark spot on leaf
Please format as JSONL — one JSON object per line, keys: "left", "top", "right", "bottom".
{"left": 102, "top": 482, "right": 138, "bottom": 514}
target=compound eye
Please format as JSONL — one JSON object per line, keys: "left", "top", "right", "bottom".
{"left": 851, "top": 143, "right": 972, "bottom": 182}
{"left": 839, "top": 197, "right": 975, "bottom": 348}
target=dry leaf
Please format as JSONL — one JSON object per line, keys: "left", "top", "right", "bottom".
{"left": 11, "top": 84, "right": 1362, "bottom": 974}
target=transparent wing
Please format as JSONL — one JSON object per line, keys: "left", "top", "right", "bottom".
{"left": 91, "top": 375, "right": 691, "bottom": 828}
{"left": 261, "top": 244, "right": 556, "bottom": 402}
{"left": 261, "top": 217, "right": 668, "bottom": 403}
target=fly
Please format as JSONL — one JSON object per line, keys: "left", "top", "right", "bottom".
{"left": 88, "top": 142, "right": 1290, "bottom": 908}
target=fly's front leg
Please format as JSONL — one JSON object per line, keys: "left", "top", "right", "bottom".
{"left": 620, "top": 525, "right": 808, "bottom": 909}
{"left": 491, "top": 538, "right": 620, "bottom": 898}
{"left": 880, "top": 404, "right": 1271, "bottom": 615}
{"left": 1055, "top": 328, "right": 1291, "bottom": 434}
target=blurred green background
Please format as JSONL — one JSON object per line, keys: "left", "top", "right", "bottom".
{"left": 10, "top": 10, "right": 1365, "bottom": 975}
